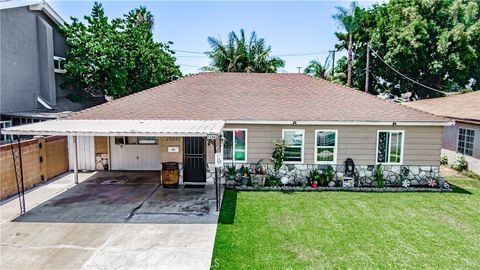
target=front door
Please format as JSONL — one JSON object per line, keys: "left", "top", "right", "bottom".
{"left": 183, "top": 137, "right": 206, "bottom": 183}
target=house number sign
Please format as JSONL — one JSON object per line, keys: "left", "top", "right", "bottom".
{"left": 168, "top": 146, "right": 179, "bottom": 153}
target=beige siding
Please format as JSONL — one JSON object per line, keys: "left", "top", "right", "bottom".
{"left": 223, "top": 124, "right": 443, "bottom": 166}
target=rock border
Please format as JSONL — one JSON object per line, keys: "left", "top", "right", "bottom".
{"left": 228, "top": 185, "right": 452, "bottom": 192}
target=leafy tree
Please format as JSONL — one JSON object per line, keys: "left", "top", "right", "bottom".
{"left": 304, "top": 59, "right": 325, "bottom": 78}
{"left": 332, "top": 1, "right": 362, "bottom": 87}
{"left": 333, "top": 0, "right": 480, "bottom": 98}
{"left": 205, "top": 29, "right": 285, "bottom": 73}
{"left": 61, "top": 2, "right": 181, "bottom": 98}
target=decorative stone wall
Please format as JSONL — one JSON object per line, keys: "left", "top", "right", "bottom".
{"left": 222, "top": 163, "right": 442, "bottom": 188}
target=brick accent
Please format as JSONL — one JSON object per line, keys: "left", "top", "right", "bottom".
{"left": 0, "top": 136, "right": 69, "bottom": 200}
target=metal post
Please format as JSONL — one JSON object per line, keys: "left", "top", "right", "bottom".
{"left": 11, "top": 137, "right": 26, "bottom": 215}
{"left": 365, "top": 43, "right": 370, "bottom": 93}
{"left": 213, "top": 139, "right": 219, "bottom": 211}
{"left": 107, "top": 136, "right": 111, "bottom": 171}
{"left": 73, "top": 135, "right": 79, "bottom": 184}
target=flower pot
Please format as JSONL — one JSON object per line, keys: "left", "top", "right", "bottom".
{"left": 227, "top": 174, "right": 236, "bottom": 180}
{"left": 241, "top": 176, "right": 249, "bottom": 186}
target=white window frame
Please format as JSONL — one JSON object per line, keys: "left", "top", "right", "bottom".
{"left": 221, "top": 129, "right": 248, "bottom": 163}
{"left": 457, "top": 127, "right": 475, "bottom": 157}
{"left": 375, "top": 130, "right": 405, "bottom": 165}
{"left": 282, "top": 129, "right": 305, "bottom": 164}
{"left": 314, "top": 129, "right": 338, "bottom": 165}
{"left": 0, "top": 120, "right": 13, "bottom": 142}
{"left": 53, "top": 56, "right": 66, "bottom": 73}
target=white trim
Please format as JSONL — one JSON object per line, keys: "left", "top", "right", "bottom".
{"left": 37, "top": 96, "right": 53, "bottom": 110}
{"left": 457, "top": 127, "right": 476, "bottom": 157}
{"left": 314, "top": 129, "right": 338, "bottom": 165}
{"left": 1, "top": 119, "right": 226, "bottom": 137}
{"left": 225, "top": 120, "right": 453, "bottom": 126}
{"left": 282, "top": 129, "right": 305, "bottom": 164}
{"left": 29, "top": 2, "right": 65, "bottom": 26}
{"left": 221, "top": 128, "right": 248, "bottom": 163}
{"left": 375, "top": 130, "right": 405, "bottom": 165}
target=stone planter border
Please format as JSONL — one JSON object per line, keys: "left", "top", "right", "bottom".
{"left": 228, "top": 185, "right": 452, "bottom": 192}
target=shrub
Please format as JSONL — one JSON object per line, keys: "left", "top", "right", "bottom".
{"left": 270, "top": 139, "right": 286, "bottom": 176}
{"left": 265, "top": 175, "right": 281, "bottom": 187}
{"left": 440, "top": 155, "right": 448, "bottom": 165}
{"left": 375, "top": 164, "right": 384, "bottom": 188}
{"left": 450, "top": 155, "right": 468, "bottom": 172}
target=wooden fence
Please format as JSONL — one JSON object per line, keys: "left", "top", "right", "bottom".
{"left": 0, "top": 136, "right": 69, "bottom": 200}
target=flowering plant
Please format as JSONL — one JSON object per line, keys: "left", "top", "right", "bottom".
{"left": 427, "top": 178, "right": 437, "bottom": 187}
{"left": 402, "top": 180, "right": 410, "bottom": 188}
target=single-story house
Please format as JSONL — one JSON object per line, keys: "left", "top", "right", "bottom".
{"left": 405, "top": 91, "right": 480, "bottom": 174}
{"left": 3, "top": 72, "right": 452, "bottom": 186}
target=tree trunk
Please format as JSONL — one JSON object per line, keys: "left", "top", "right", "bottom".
{"left": 347, "top": 32, "right": 353, "bottom": 87}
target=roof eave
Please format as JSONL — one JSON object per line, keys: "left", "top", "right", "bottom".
{"left": 225, "top": 120, "right": 454, "bottom": 127}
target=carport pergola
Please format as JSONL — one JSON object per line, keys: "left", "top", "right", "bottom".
{"left": 2, "top": 119, "right": 225, "bottom": 215}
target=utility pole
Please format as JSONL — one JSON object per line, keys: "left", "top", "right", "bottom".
{"left": 296, "top": 67, "right": 302, "bottom": 73}
{"left": 365, "top": 43, "right": 370, "bottom": 93}
{"left": 330, "top": 50, "right": 335, "bottom": 78}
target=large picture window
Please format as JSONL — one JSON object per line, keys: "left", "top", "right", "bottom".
{"left": 223, "top": 129, "right": 247, "bottom": 162}
{"left": 283, "top": 129, "right": 304, "bottom": 163}
{"left": 376, "top": 130, "right": 404, "bottom": 164}
{"left": 457, "top": 128, "right": 475, "bottom": 156}
{"left": 315, "top": 130, "right": 338, "bottom": 164}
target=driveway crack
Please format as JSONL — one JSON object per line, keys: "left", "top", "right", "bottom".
{"left": 124, "top": 183, "right": 161, "bottom": 222}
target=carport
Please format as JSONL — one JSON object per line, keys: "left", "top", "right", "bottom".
{"left": 2, "top": 119, "right": 225, "bottom": 215}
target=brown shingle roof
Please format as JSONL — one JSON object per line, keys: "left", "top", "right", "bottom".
{"left": 66, "top": 73, "right": 445, "bottom": 122}
{"left": 404, "top": 91, "right": 480, "bottom": 123}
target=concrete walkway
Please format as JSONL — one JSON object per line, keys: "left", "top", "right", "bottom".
{"left": 0, "top": 172, "right": 219, "bottom": 270}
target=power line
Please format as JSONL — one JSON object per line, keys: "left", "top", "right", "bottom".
{"left": 173, "top": 50, "right": 206, "bottom": 54}
{"left": 368, "top": 45, "right": 447, "bottom": 94}
{"left": 173, "top": 49, "right": 337, "bottom": 58}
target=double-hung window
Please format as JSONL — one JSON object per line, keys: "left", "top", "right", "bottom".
{"left": 457, "top": 128, "right": 475, "bottom": 156}
{"left": 376, "top": 130, "right": 404, "bottom": 164}
{"left": 283, "top": 129, "right": 304, "bottom": 163}
{"left": 222, "top": 129, "right": 247, "bottom": 162}
{"left": 315, "top": 130, "right": 338, "bottom": 164}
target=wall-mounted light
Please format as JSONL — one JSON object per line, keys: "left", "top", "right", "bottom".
{"left": 392, "top": 122, "right": 397, "bottom": 127}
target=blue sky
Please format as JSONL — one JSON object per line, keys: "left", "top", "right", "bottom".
{"left": 49, "top": 1, "right": 378, "bottom": 74}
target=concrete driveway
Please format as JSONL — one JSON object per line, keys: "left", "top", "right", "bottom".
{"left": 0, "top": 172, "right": 219, "bottom": 270}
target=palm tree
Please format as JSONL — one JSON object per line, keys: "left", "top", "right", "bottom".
{"left": 304, "top": 59, "right": 324, "bottom": 78}
{"left": 205, "top": 29, "right": 285, "bottom": 73}
{"left": 332, "top": 2, "right": 360, "bottom": 87}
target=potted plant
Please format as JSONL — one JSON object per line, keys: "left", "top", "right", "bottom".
{"left": 240, "top": 165, "right": 251, "bottom": 186}
{"left": 325, "top": 165, "right": 335, "bottom": 186}
{"left": 224, "top": 164, "right": 237, "bottom": 180}
{"left": 308, "top": 168, "right": 321, "bottom": 187}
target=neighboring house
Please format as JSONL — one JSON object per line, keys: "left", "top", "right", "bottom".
{"left": 3, "top": 73, "right": 452, "bottom": 185}
{"left": 0, "top": 0, "right": 104, "bottom": 143}
{"left": 405, "top": 91, "right": 480, "bottom": 174}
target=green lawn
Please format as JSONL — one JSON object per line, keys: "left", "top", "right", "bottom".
{"left": 211, "top": 172, "right": 480, "bottom": 269}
